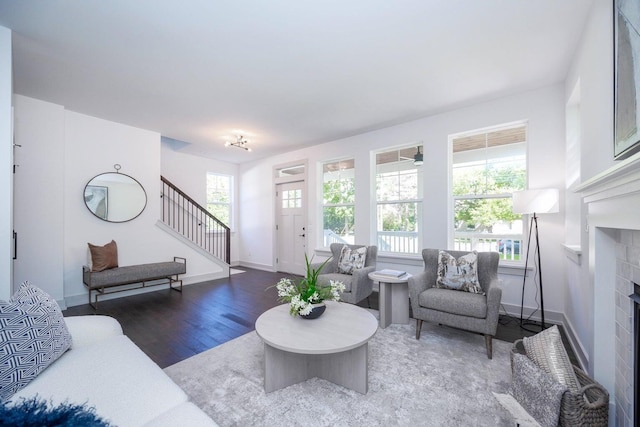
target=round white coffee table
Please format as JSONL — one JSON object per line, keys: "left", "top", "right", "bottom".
{"left": 255, "top": 301, "right": 378, "bottom": 394}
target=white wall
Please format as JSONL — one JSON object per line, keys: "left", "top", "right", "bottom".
{"left": 239, "top": 161, "right": 279, "bottom": 270}
{"left": 0, "top": 27, "right": 11, "bottom": 300}
{"left": 160, "top": 141, "right": 241, "bottom": 265}
{"left": 563, "top": 0, "right": 613, "bottom": 370}
{"left": 13, "top": 95, "right": 226, "bottom": 307}
{"left": 13, "top": 96, "right": 65, "bottom": 300}
{"left": 238, "top": 84, "right": 567, "bottom": 318}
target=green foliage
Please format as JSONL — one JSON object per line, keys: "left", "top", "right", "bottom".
{"left": 453, "top": 162, "right": 525, "bottom": 232}
{"left": 207, "top": 204, "right": 229, "bottom": 225}
{"left": 298, "top": 253, "right": 333, "bottom": 301}
{"left": 453, "top": 163, "right": 525, "bottom": 196}
{"left": 206, "top": 173, "right": 232, "bottom": 226}
{"left": 272, "top": 254, "right": 345, "bottom": 316}
{"left": 376, "top": 169, "right": 420, "bottom": 233}
{"left": 323, "top": 176, "right": 355, "bottom": 204}
{"left": 378, "top": 202, "right": 418, "bottom": 232}
{"left": 323, "top": 176, "right": 355, "bottom": 236}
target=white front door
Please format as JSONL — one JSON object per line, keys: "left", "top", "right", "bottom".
{"left": 276, "top": 181, "right": 306, "bottom": 275}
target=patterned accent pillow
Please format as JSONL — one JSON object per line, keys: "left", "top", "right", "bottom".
{"left": 510, "top": 353, "right": 567, "bottom": 427}
{"left": 523, "top": 325, "right": 581, "bottom": 393}
{"left": 0, "top": 282, "right": 73, "bottom": 401}
{"left": 435, "top": 250, "right": 484, "bottom": 294}
{"left": 337, "top": 245, "right": 367, "bottom": 274}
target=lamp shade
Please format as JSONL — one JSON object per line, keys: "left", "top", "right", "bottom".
{"left": 512, "top": 188, "right": 559, "bottom": 214}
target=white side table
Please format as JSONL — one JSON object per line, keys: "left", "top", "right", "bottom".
{"left": 368, "top": 271, "right": 412, "bottom": 328}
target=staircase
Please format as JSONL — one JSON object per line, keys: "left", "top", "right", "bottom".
{"left": 160, "top": 176, "right": 230, "bottom": 264}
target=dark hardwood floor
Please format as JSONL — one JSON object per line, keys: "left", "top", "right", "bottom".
{"left": 63, "top": 267, "right": 577, "bottom": 368}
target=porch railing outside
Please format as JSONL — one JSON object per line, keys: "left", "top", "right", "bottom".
{"left": 376, "top": 231, "right": 419, "bottom": 254}
{"left": 454, "top": 233, "right": 522, "bottom": 261}
{"left": 369, "top": 230, "right": 522, "bottom": 260}
{"left": 323, "top": 229, "right": 352, "bottom": 246}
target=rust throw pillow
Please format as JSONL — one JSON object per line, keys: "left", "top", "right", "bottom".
{"left": 88, "top": 240, "right": 118, "bottom": 272}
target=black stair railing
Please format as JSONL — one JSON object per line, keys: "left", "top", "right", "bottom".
{"left": 161, "top": 176, "right": 230, "bottom": 264}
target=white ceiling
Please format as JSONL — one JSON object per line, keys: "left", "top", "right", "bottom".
{"left": 0, "top": 0, "right": 594, "bottom": 164}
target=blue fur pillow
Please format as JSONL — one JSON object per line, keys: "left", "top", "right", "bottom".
{"left": 0, "top": 397, "right": 111, "bottom": 426}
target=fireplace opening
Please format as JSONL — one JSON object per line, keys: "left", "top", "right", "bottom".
{"left": 631, "top": 282, "right": 640, "bottom": 425}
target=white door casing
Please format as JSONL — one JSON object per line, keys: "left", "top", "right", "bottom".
{"left": 276, "top": 180, "right": 306, "bottom": 275}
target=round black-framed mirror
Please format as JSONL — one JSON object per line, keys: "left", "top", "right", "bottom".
{"left": 84, "top": 166, "right": 147, "bottom": 223}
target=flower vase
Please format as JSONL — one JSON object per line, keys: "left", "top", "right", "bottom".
{"left": 300, "top": 302, "right": 326, "bottom": 319}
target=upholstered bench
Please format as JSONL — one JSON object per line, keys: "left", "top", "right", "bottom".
{"left": 82, "top": 257, "right": 186, "bottom": 309}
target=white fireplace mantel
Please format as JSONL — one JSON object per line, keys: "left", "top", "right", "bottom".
{"left": 574, "top": 152, "right": 640, "bottom": 204}
{"left": 572, "top": 152, "right": 640, "bottom": 426}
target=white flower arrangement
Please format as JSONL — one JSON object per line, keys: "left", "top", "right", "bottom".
{"left": 275, "top": 277, "right": 345, "bottom": 316}
{"left": 273, "top": 254, "right": 346, "bottom": 316}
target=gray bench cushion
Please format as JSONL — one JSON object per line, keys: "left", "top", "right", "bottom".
{"left": 418, "top": 288, "right": 487, "bottom": 319}
{"left": 84, "top": 262, "right": 186, "bottom": 288}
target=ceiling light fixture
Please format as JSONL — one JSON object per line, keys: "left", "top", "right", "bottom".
{"left": 413, "top": 146, "right": 423, "bottom": 166}
{"left": 224, "top": 135, "right": 252, "bottom": 152}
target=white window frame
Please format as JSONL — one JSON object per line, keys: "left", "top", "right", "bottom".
{"left": 320, "top": 158, "right": 355, "bottom": 248}
{"left": 449, "top": 121, "right": 527, "bottom": 263}
{"left": 374, "top": 144, "right": 423, "bottom": 255}
{"left": 206, "top": 172, "right": 233, "bottom": 230}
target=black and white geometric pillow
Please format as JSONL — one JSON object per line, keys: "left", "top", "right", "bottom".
{"left": 0, "top": 282, "right": 72, "bottom": 401}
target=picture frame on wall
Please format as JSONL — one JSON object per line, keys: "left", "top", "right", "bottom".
{"left": 614, "top": 0, "right": 640, "bottom": 160}
{"left": 84, "top": 185, "right": 108, "bottom": 220}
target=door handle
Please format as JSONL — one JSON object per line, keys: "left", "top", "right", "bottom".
{"left": 13, "top": 231, "right": 17, "bottom": 260}
{"left": 299, "top": 234, "right": 305, "bottom": 237}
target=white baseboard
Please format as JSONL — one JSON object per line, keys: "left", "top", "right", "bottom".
{"left": 499, "top": 302, "right": 564, "bottom": 325}
{"left": 182, "top": 271, "right": 228, "bottom": 285}
{"left": 499, "top": 302, "right": 588, "bottom": 371}
{"left": 559, "top": 313, "right": 589, "bottom": 371}
{"left": 237, "top": 261, "right": 276, "bottom": 272}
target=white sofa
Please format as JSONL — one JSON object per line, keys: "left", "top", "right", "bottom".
{"left": 10, "top": 315, "right": 217, "bottom": 427}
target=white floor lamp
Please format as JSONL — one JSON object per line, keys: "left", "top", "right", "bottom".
{"left": 512, "top": 188, "right": 559, "bottom": 332}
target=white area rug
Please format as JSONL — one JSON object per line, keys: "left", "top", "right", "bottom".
{"left": 165, "top": 320, "right": 514, "bottom": 426}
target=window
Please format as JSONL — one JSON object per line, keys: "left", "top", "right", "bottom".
{"left": 322, "top": 159, "right": 355, "bottom": 246}
{"left": 451, "top": 123, "right": 527, "bottom": 261}
{"left": 281, "top": 189, "right": 302, "bottom": 208}
{"left": 375, "top": 146, "right": 423, "bottom": 254}
{"left": 206, "top": 173, "right": 233, "bottom": 227}
{"left": 276, "top": 164, "right": 305, "bottom": 178}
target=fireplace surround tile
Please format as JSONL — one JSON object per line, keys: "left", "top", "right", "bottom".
{"left": 617, "top": 259, "right": 632, "bottom": 280}
{"left": 614, "top": 229, "right": 636, "bottom": 426}
{"left": 629, "top": 246, "right": 640, "bottom": 266}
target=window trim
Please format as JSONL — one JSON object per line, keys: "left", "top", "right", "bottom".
{"left": 320, "top": 157, "right": 356, "bottom": 248}
{"left": 373, "top": 144, "right": 424, "bottom": 255}
{"left": 206, "top": 172, "right": 234, "bottom": 231}
{"left": 448, "top": 122, "right": 527, "bottom": 264}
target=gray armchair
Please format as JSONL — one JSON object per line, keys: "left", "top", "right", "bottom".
{"left": 313, "top": 243, "right": 378, "bottom": 305}
{"left": 408, "top": 249, "right": 502, "bottom": 359}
